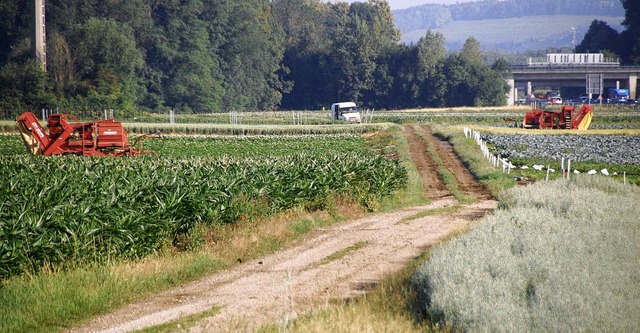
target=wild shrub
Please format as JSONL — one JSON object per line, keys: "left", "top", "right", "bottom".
{"left": 412, "top": 176, "right": 640, "bottom": 331}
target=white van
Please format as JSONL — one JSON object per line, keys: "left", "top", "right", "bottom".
{"left": 330, "top": 102, "right": 361, "bottom": 123}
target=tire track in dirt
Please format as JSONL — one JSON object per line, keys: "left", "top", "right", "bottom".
{"left": 404, "top": 125, "right": 449, "bottom": 199}
{"left": 418, "top": 125, "right": 493, "bottom": 201}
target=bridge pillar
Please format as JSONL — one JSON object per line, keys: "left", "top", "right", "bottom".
{"left": 506, "top": 78, "right": 515, "bottom": 105}
{"left": 630, "top": 75, "right": 637, "bottom": 100}
{"left": 527, "top": 82, "right": 532, "bottom": 97}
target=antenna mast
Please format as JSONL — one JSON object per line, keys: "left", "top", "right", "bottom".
{"left": 31, "top": 0, "right": 46, "bottom": 71}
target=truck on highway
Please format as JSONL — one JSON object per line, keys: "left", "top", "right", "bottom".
{"left": 607, "top": 88, "right": 629, "bottom": 103}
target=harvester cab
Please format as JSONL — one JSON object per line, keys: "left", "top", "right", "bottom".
{"left": 522, "top": 104, "right": 592, "bottom": 130}
{"left": 16, "top": 111, "right": 155, "bottom": 157}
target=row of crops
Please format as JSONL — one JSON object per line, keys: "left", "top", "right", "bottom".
{"left": 480, "top": 133, "right": 640, "bottom": 165}
{"left": 3, "top": 106, "right": 638, "bottom": 132}
{"left": 474, "top": 132, "right": 640, "bottom": 184}
{"left": 0, "top": 134, "right": 407, "bottom": 280}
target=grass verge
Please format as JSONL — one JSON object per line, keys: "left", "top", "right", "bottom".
{"left": 133, "top": 308, "right": 219, "bottom": 333}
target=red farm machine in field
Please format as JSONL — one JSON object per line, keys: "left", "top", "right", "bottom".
{"left": 522, "top": 104, "right": 593, "bottom": 130}
{"left": 16, "top": 111, "right": 154, "bottom": 157}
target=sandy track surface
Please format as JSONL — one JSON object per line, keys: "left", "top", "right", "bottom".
{"left": 67, "top": 125, "right": 496, "bottom": 333}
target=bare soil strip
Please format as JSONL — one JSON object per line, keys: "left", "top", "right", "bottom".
{"left": 404, "top": 125, "right": 449, "bottom": 199}
{"left": 420, "top": 125, "right": 493, "bottom": 200}
{"left": 67, "top": 126, "right": 497, "bottom": 332}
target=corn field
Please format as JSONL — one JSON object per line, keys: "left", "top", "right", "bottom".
{"left": 0, "top": 134, "right": 407, "bottom": 280}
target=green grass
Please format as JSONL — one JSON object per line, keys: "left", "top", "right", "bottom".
{"left": 317, "top": 241, "right": 369, "bottom": 267}
{"left": 503, "top": 156, "right": 640, "bottom": 185}
{"left": 0, "top": 254, "right": 224, "bottom": 333}
{"left": 398, "top": 205, "right": 463, "bottom": 224}
{"left": 133, "top": 308, "right": 220, "bottom": 333}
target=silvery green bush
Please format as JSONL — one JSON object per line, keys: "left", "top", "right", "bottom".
{"left": 413, "top": 176, "right": 640, "bottom": 331}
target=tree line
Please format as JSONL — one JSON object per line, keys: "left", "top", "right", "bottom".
{"left": 0, "top": 0, "right": 511, "bottom": 116}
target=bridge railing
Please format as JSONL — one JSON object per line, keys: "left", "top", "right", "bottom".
{"left": 509, "top": 64, "right": 640, "bottom": 71}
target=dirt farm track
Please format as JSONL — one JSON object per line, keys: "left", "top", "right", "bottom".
{"left": 67, "top": 125, "right": 497, "bottom": 333}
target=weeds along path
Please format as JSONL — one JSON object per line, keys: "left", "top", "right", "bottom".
{"left": 67, "top": 126, "right": 497, "bottom": 333}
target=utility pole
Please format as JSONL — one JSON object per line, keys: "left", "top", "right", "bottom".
{"left": 32, "top": 0, "right": 46, "bottom": 71}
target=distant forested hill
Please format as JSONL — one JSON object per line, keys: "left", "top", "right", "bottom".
{"left": 393, "top": 0, "right": 624, "bottom": 32}
{"left": 393, "top": 0, "right": 625, "bottom": 51}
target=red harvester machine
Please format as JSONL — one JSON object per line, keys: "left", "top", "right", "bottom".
{"left": 522, "top": 104, "right": 593, "bottom": 130}
{"left": 16, "top": 111, "right": 154, "bottom": 157}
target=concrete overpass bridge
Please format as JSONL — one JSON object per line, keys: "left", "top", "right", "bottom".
{"left": 506, "top": 65, "right": 640, "bottom": 105}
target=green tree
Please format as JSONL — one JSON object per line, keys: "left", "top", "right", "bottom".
{"left": 575, "top": 20, "right": 620, "bottom": 55}
{"left": 416, "top": 30, "right": 446, "bottom": 81}
{"left": 460, "top": 36, "right": 483, "bottom": 65}
{"left": 360, "top": 0, "right": 400, "bottom": 108}
{"left": 214, "top": 1, "right": 289, "bottom": 111}
{"left": 434, "top": 52, "right": 508, "bottom": 107}
{"left": 415, "top": 30, "right": 446, "bottom": 106}
{"left": 0, "top": 0, "right": 30, "bottom": 66}
{"left": 275, "top": 0, "right": 332, "bottom": 109}
{"left": 324, "top": 1, "right": 398, "bottom": 105}
{"left": 47, "top": 31, "right": 75, "bottom": 97}
{"left": 0, "top": 60, "right": 51, "bottom": 117}
{"left": 491, "top": 57, "right": 511, "bottom": 77}
{"left": 150, "top": 0, "right": 223, "bottom": 112}
{"left": 621, "top": 0, "right": 640, "bottom": 64}
{"left": 70, "top": 18, "right": 142, "bottom": 111}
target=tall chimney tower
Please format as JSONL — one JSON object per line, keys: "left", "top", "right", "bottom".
{"left": 31, "top": 0, "right": 46, "bottom": 71}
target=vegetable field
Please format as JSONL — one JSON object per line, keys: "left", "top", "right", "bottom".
{"left": 412, "top": 176, "right": 640, "bottom": 331}
{"left": 0, "top": 134, "right": 407, "bottom": 280}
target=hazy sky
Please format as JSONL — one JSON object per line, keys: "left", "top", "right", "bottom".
{"left": 324, "top": 0, "right": 476, "bottom": 10}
